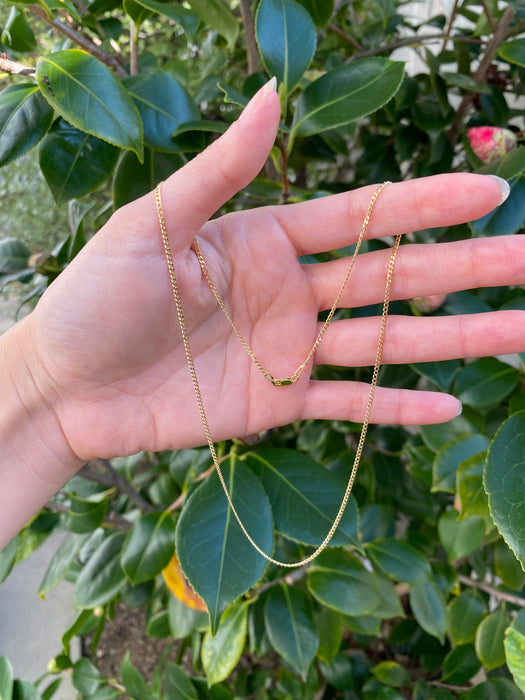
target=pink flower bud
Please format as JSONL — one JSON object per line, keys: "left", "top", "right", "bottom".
{"left": 467, "top": 126, "right": 517, "bottom": 163}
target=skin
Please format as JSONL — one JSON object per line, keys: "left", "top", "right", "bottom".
{"left": 1, "top": 80, "right": 525, "bottom": 549}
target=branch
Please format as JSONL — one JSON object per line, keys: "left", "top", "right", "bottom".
{"left": 30, "top": 6, "right": 127, "bottom": 77}
{"left": 239, "top": 0, "right": 260, "bottom": 74}
{"left": 480, "top": 0, "right": 497, "bottom": 33}
{"left": 0, "top": 53, "right": 36, "bottom": 78}
{"left": 441, "top": 0, "right": 460, "bottom": 51}
{"left": 89, "top": 458, "right": 156, "bottom": 513}
{"left": 254, "top": 566, "right": 308, "bottom": 596}
{"left": 458, "top": 573, "right": 525, "bottom": 608}
{"left": 327, "top": 22, "right": 364, "bottom": 52}
{"left": 129, "top": 20, "right": 138, "bottom": 75}
{"left": 449, "top": 5, "right": 516, "bottom": 143}
{"left": 347, "top": 32, "right": 483, "bottom": 62}
{"left": 44, "top": 500, "right": 132, "bottom": 531}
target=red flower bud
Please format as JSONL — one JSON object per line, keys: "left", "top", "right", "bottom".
{"left": 467, "top": 126, "right": 517, "bottom": 163}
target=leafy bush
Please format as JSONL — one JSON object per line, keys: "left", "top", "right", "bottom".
{"left": 1, "top": 0, "right": 525, "bottom": 698}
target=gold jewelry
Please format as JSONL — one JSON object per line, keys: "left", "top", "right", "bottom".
{"left": 155, "top": 182, "right": 401, "bottom": 568}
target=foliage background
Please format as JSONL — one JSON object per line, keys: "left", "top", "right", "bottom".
{"left": 1, "top": 0, "right": 525, "bottom": 698}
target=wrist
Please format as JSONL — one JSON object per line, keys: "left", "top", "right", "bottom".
{"left": 0, "top": 315, "right": 83, "bottom": 548}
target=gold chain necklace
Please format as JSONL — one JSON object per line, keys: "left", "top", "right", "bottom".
{"left": 155, "top": 182, "right": 401, "bottom": 568}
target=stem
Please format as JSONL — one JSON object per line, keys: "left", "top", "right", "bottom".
{"left": 93, "top": 458, "right": 155, "bottom": 512}
{"left": 167, "top": 463, "right": 218, "bottom": 513}
{"left": 327, "top": 22, "right": 364, "bottom": 52}
{"left": 30, "top": 6, "right": 127, "bottom": 77}
{"left": 44, "top": 500, "right": 132, "bottom": 531}
{"left": 458, "top": 573, "right": 525, "bottom": 608}
{"left": 278, "top": 137, "right": 290, "bottom": 204}
{"left": 347, "top": 32, "right": 483, "bottom": 62}
{"left": 129, "top": 19, "right": 138, "bottom": 75}
{"left": 254, "top": 566, "right": 308, "bottom": 596}
{"left": 440, "top": 0, "right": 460, "bottom": 52}
{"left": 480, "top": 0, "right": 497, "bottom": 33}
{"left": 239, "top": 0, "right": 260, "bottom": 74}
{"left": 0, "top": 53, "right": 36, "bottom": 77}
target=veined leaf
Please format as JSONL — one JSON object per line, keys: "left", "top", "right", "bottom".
{"left": 409, "top": 580, "right": 447, "bottom": 642}
{"left": 498, "top": 38, "right": 525, "bottom": 68}
{"left": 38, "top": 532, "right": 86, "bottom": 595}
{"left": 113, "top": 149, "right": 183, "bottom": 208}
{"left": 202, "top": 602, "right": 248, "bottom": 686}
{"left": 432, "top": 434, "right": 489, "bottom": 493}
{"left": 475, "top": 609, "right": 509, "bottom": 671}
{"left": 176, "top": 455, "right": 273, "bottom": 633}
{"left": 505, "top": 626, "right": 525, "bottom": 693}
{"left": 163, "top": 554, "right": 207, "bottom": 612}
{"left": 446, "top": 590, "right": 487, "bottom": 645}
{"left": 367, "top": 538, "right": 431, "bottom": 583}
{"left": 245, "top": 448, "right": 360, "bottom": 548}
{"left": 0, "top": 84, "right": 53, "bottom": 166}
{"left": 121, "top": 511, "right": 175, "bottom": 585}
{"left": 438, "top": 510, "right": 484, "bottom": 563}
{"left": 130, "top": 0, "right": 199, "bottom": 39}
{"left": 164, "top": 663, "right": 198, "bottom": 700}
{"left": 291, "top": 58, "right": 405, "bottom": 139}
{"left": 75, "top": 532, "right": 127, "bottom": 608}
{"left": 454, "top": 357, "right": 519, "bottom": 407}
{"left": 255, "top": 0, "right": 316, "bottom": 98}
{"left": 186, "top": 0, "right": 239, "bottom": 50}
{"left": 36, "top": 49, "right": 143, "bottom": 159}
{"left": 265, "top": 584, "right": 319, "bottom": 680}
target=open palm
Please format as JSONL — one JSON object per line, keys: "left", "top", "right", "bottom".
{"left": 28, "top": 82, "right": 525, "bottom": 462}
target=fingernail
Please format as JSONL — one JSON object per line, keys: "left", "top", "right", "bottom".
{"left": 456, "top": 400, "right": 463, "bottom": 417}
{"left": 486, "top": 174, "right": 510, "bottom": 205}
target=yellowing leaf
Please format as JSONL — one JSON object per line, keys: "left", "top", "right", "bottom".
{"left": 163, "top": 554, "right": 207, "bottom": 612}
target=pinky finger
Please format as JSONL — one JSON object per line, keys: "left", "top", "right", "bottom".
{"left": 302, "top": 381, "right": 462, "bottom": 426}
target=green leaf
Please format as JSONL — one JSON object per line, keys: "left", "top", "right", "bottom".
{"left": 291, "top": 58, "right": 405, "bottom": 138}
{"left": 367, "top": 538, "right": 431, "bottom": 583}
{"left": 0, "top": 536, "right": 18, "bottom": 584}
{"left": 475, "top": 608, "right": 509, "bottom": 670}
{"left": 446, "top": 590, "right": 487, "bottom": 645}
{"left": 461, "top": 678, "right": 525, "bottom": 700}
{"left": 296, "top": 0, "right": 333, "bottom": 26}
{"left": 168, "top": 595, "right": 208, "bottom": 640}
{"left": 494, "top": 539, "right": 525, "bottom": 590}
{"left": 0, "top": 84, "right": 53, "bottom": 166}
{"left": 11, "top": 681, "right": 42, "bottom": 700}
{"left": 307, "top": 549, "right": 381, "bottom": 616}
{"left": 255, "top": 0, "right": 316, "bottom": 98}
{"left": 485, "top": 411, "right": 525, "bottom": 570}
{"left": 121, "top": 651, "right": 150, "bottom": 700}
{"left": 315, "top": 608, "right": 343, "bottom": 665}
{"left": 75, "top": 532, "right": 127, "bottom": 608}
{"left": 411, "top": 360, "right": 461, "bottom": 392}
{"left": 36, "top": 50, "right": 143, "bottom": 159}
{"left": 441, "top": 643, "right": 481, "bottom": 684}
{"left": 38, "top": 532, "right": 86, "bottom": 595}
{"left": 409, "top": 580, "right": 447, "bottom": 642}
{"left": 38, "top": 119, "right": 119, "bottom": 206}
{"left": 113, "top": 149, "right": 183, "bottom": 208}
{"left": 0, "top": 657, "right": 13, "bottom": 700}
{"left": 163, "top": 663, "right": 198, "bottom": 700}
{"left": 202, "top": 602, "right": 248, "bottom": 686}
{"left": 480, "top": 146, "right": 525, "bottom": 181}
{"left": 72, "top": 658, "right": 105, "bottom": 696}
{"left": 432, "top": 434, "right": 489, "bottom": 494}
{"left": 498, "top": 38, "right": 525, "bottom": 67}
{"left": 371, "top": 661, "right": 409, "bottom": 688}
{"left": 457, "top": 453, "right": 491, "bottom": 524}
{"left": 176, "top": 455, "right": 273, "bottom": 633}
{"left": 438, "top": 510, "right": 484, "bottom": 563}
{"left": 265, "top": 584, "right": 319, "bottom": 680}
{"left": 186, "top": 0, "right": 239, "bottom": 50}
{"left": 123, "top": 71, "right": 199, "bottom": 153}
{"left": 245, "top": 449, "right": 360, "bottom": 548}
{"left": 68, "top": 494, "right": 109, "bottom": 534}
{"left": 373, "top": 571, "right": 405, "bottom": 620}
{"left": 505, "top": 626, "right": 525, "bottom": 693}
{"left": 470, "top": 178, "right": 525, "bottom": 237}
{"left": 2, "top": 7, "right": 36, "bottom": 52}
{"left": 130, "top": 0, "right": 199, "bottom": 39}
{"left": 122, "top": 511, "right": 175, "bottom": 585}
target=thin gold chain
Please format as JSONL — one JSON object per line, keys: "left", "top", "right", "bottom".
{"left": 155, "top": 182, "right": 401, "bottom": 568}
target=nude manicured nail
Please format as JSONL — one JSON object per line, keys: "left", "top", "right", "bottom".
{"left": 486, "top": 174, "right": 510, "bottom": 205}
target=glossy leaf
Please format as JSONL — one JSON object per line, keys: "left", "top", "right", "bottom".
{"left": 36, "top": 50, "right": 143, "bottom": 159}
{"left": 446, "top": 590, "right": 487, "bottom": 645}
{"left": 432, "top": 434, "right": 489, "bottom": 493}
{"left": 123, "top": 71, "right": 199, "bottom": 152}
{"left": 409, "top": 580, "right": 447, "bottom": 642}
{"left": 163, "top": 663, "right": 198, "bottom": 700}
{"left": 2, "top": 7, "right": 36, "bottom": 52}
{"left": 38, "top": 532, "right": 86, "bottom": 595}
{"left": 121, "top": 511, "right": 175, "bottom": 585}
{"left": 308, "top": 549, "right": 381, "bottom": 616}
{"left": 441, "top": 643, "right": 480, "bottom": 684}
{"left": 494, "top": 539, "right": 525, "bottom": 590}
{"left": 75, "top": 532, "right": 127, "bottom": 608}
{"left": 485, "top": 411, "right": 525, "bottom": 570}
{"left": 72, "top": 658, "right": 105, "bottom": 696}
{"left": 438, "top": 510, "right": 484, "bottom": 563}
{"left": 498, "top": 38, "right": 525, "bottom": 67}
{"left": 315, "top": 608, "right": 343, "bottom": 665}
{"left": 202, "top": 602, "right": 248, "bottom": 686}
{"left": 291, "top": 58, "right": 405, "bottom": 138}
{"left": 505, "top": 626, "right": 525, "bottom": 693}
{"left": 168, "top": 595, "right": 208, "bottom": 640}
{"left": 130, "top": 0, "right": 199, "bottom": 39}
{"left": 255, "top": 0, "right": 316, "bottom": 98}
{"left": 373, "top": 571, "right": 405, "bottom": 620}
{"left": 0, "top": 84, "right": 53, "bottom": 166}
{"left": 176, "top": 455, "right": 273, "bottom": 633}
{"left": 470, "top": 179, "right": 525, "bottom": 237}
{"left": 456, "top": 453, "right": 491, "bottom": 524}
{"left": 475, "top": 608, "right": 508, "bottom": 670}
{"left": 39, "top": 119, "right": 119, "bottom": 206}
{"left": 121, "top": 652, "right": 150, "bottom": 700}
{"left": 113, "top": 149, "right": 183, "bottom": 208}
{"left": 11, "top": 681, "right": 42, "bottom": 700}
{"left": 265, "top": 584, "right": 319, "bottom": 680}
{"left": 462, "top": 678, "right": 525, "bottom": 700}
{"left": 296, "top": 0, "right": 333, "bottom": 26}
{"left": 480, "top": 145, "right": 525, "bottom": 181}
{"left": 371, "top": 661, "right": 409, "bottom": 688}
{"left": 0, "top": 536, "right": 18, "bottom": 585}
{"left": 367, "top": 538, "right": 431, "bottom": 583}
{"left": 163, "top": 554, "right": 207, "bottom": 612}
{"left": 67, "top": 495, "right": 109, "bottom": 534}
{"left": 186, "top": 0, "right": 239, "bottom": 50}
{"left": 245, "top": 448, "right": 359, "bottom": 548}
{"left": 0, "top": 657, "right": 13, "bottom": 700}
{"left": 411, "top": 360, "right": 461, "bottom": 392}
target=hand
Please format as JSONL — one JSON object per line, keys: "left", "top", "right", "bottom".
{"left": 21, "top": 80, "right": 525, "bottom": 463}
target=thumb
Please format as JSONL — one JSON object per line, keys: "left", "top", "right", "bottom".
{"left": 157, "top": 77, "right": 280, "bottom": 252}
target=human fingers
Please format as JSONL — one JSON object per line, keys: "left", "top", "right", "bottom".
{"left": 314, "top": 310, "right": 525, "bottom": 367}
{"left": 272, "top": 173, "right": 507, "bottom": 255}
{"left": 120, "top": 79, "right": 281, "bottom": 254}
{"left": 306, "top": 235, "right": 525, "bottom": 310}
{"left": 302, "top": 381, "right": 461, "bottom": 425}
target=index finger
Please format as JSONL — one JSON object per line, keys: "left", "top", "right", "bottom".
{"left": 271, "top": 174, "right": 507, "bottom": 256}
